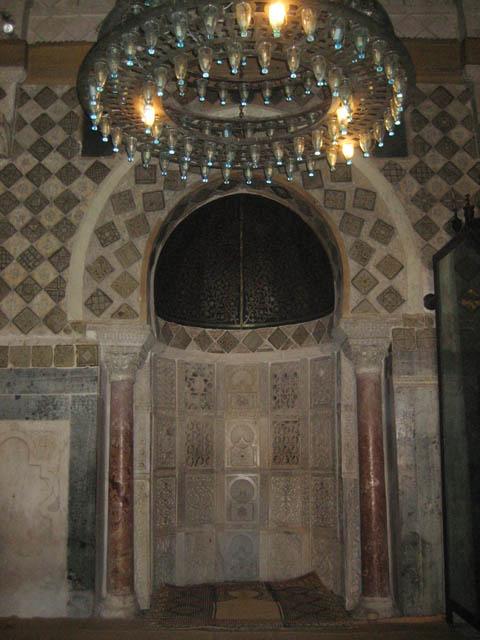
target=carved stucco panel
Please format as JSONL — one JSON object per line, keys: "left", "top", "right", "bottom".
{"left": 226, "top": 418, "right": 259, "bottom": 468}
{"left": 184, "top": 417, "right": 214, "bottom": 469}
{"left": 226, "top": 475, "right": 259, "bottom": 524}
{"left": 310, "top": 356, "right": 335, "bottom": 408}
{"left": 182, "top": 362, "right": 215, "bottom": 412}
{"left": 152, "top": 357, "right": 177, "bottom": 412}
{"left": 184, "top": 474, "right": 215, "bottom": 525}
{"left": 271, "top": 362, "right": 303, "bottom": 413}
{"left": 271, "top": 418, "right": 302, "bottom": 467}
{"left": 269, "top": 475, "right": 305, "bottom": 527}
{"left": 153, "top": 476, "right": 176, "bottom": 528}
{"left": 311, "top": 475, "right": 337, "bottom": 528}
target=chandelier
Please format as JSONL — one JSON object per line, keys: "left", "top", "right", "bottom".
{"left": 78, "top": 0, "right": 413, "bottom": 184}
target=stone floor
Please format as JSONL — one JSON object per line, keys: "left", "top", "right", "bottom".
{"left": 0, "top": 618, "right": 479, "bottom": 640}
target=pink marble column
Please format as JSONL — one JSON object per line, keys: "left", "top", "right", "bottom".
{"left": 350, "top": 339, "right": 395, "bottom": 618}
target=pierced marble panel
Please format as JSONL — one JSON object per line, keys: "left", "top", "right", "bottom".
{"left": 183, "top": 362, "right": 215, "bottom": 412}
{"left": 185, "top": 474, "right": 215, "bottom": 525}
{"left": 310, "top": 357, "right": 334, "bottom": 408}
{"left": 184, "top": 417, "right": 214, "bottom": 468}
{"left": 226, "top": 475, "right": 259, "bottom": 524}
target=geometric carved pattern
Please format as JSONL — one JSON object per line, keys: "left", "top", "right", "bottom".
{"left": 185, "top": 418, "right": 213, "bottom": 468}
{"left": 154, "top": 477, "right": 176, "bottom": 528}
{"left": 311, "top": 476, "right": 336, "bottom": 527}
{"left": 272, "top": 419, "right": 301, "bottom": 467}
{"left": 270, "top": 475, "right": 303, "bottom": 525}
{"left": 185, "top": 475, "right": 215, "bottom": 525}
{"left": 271, "top": 363, "right": 300, "bottom": 411}
{"left": 183, "top": 363, "right": 214, "bottom": 412}
{"left": 310, "top": 357, "right": 334, "bottom": 408}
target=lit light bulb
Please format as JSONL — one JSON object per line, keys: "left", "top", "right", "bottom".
{"left": 326, "top": 145, "right": 338, "bottom": 171}
{"left": 143, "top": 19, "right": 158, "bottom": 55}
{"left": 337, "top": 105, "right": 350, "bottom": 135}
{"left": 268, "top": 2, "right": 287, "bottom": 38}
{"left": 111, "top": 127, "right": 122, "bottom": 152}
{"left": 301, "top": 7, "right": 317, "bottom": 42}
{"left": 257, "top": 40, "right": 273, "bottom": 75}
{"left": 94, "top": 60, "right": 108, "bottom": 92}
{"left": 373, "top": 121, "right": 385, "bottom": 147}
{"left": 99, "top": 115, "right": 111, "bottom": 142}
{"left": 286, "top": 44, "right": 300, "bottom": 79}
{"left": 151, "top": 119, "right": 163, "bottom": 143}
{"left": 311, "top": 129, "right": 324, "bottom": 156}
{"left": 222, "top": 164, "right": 231, "bottom": 184}
{"left": 342, "top": 141, "right": 354, "bottom": 165}
{"left": 201, "top": 4, "right": 219, "bottom": 40}
{"left": 359, "top": 132, "right": 374, "bottom": 157}
{"left": 142, "top": 103, "right": 156, "bottom": 130}
{"left": 154, "top": 65, "right": 169, "bottom": 97}
{"left": 330, "top": 16, "right": 346, "bottom": 50}
{"left": 272, "top": 141, "right": 284, "bottom": 165}
{"left": 264, "top": 160, "right": 274, "bottom": 184}
{"left": 236, "top": 1, "right": 252, "bottom": 38}
{"left": 312, "top": 55, "right": 327, "bottom": 86}
{"left": 227, "top": 40, "right": 243, "bottom": 75}
{"left": 372, "top": 39, "right": 387, "bottom": 72}
{"left": 198, "top": 46, "right": 213, "bottom": 78}
{"left": 125, "top": 136, "right": 137, "bottom": 162}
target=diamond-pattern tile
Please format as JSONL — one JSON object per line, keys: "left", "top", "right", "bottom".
{"left": 125, "top": 213, "right": 150, "bottom": 239}
{"left": 24, "top": 189, "right": 49, "bottom": 215}
{"left": 48, "top": 246, "right": 71, "bottom": 272}
{"left": 376, "top": 255, "right": 404, "bottom": 279}
{"left": 467, "top": 162, "right": 480, "bottom": 185}
{"left": 292, "top": 325, "right": 310, "bottom": 346}
{"left": 31, "top": 113, "right": 55, "bottom": 136}
{"left": 171, "top": 327, "right": 192, "bottom": 349}
{"left": 21, "top": 218, "right": 46, "bottom": 243}
{"left": 349, "top": 239, "right": 375, "bottom": 266}
{"left": 462, "top": 114, "right": 474, "bottom": 131}
{"left": 114, "top": 241, "right": 141, "bottom": 268}
{"left": 111, "top": 271, "right": 138, "bottom": 298}
{"left": 381, "top": 161, "right": 406, "bottom": 183}
{"left": 412, "top": 136, "right": 432, "bottom": 157}
{"left": 13, "top": 308, "right": 41, "bottom": 334}
{"left": 331, "top": 163, "right": 352, "bottom": 183}
{"left": 59, "top": 111, "right": 80, "bottom": 134}
{"left": 432, "top": 110, "right": 456, "bottom": 134}
{"left": 143, "top": 190, "right": 165, "bottom": 211}
{"left": 438, "top": 161, "right": 462, "bottom": 185}
{"left": 463, "top": 138, "right": 478, "bottom": 159}
{"left": 430, "top": 86, "right": 454, "bottom": 109}
{"left": 412, "top": 187, "right": 436, "bottom": 212}
{"left": 15, "top": 276, "right": 41, "bottom": 303}
{"left": 54, "top": 189, "right": 80, "bottom": 214}
{"left": 85, "top": 160, "right": 110, "bottom": 184}
{"left": 45, "top": 275, "right": 66, "bottom": 302}
{"left": 0, "top": 247, "right": 14, "bottom": 271}
{"left": 195, "top": 330, "right": 214, "bottom": 351}
{"left": 353, "top": 188, "right": 376, "bottom": 211}
{"left": 0, "top": 191, "right": 19, "bottom": 215}
{"left": 85, "top": 288, "right": 113, "bottom": 317}
{"left": 26, "top": 163, "right": 52, "bottom": 187}
{"left": 34, "top": 87, "right": 58, "bottom": 109}
{"left": 0, "top": 219, "right": 16, "bottom": 242}
{"left": 28, "top": 137, "right": 53, "bottom": 161}
{"left": 95, "top": 221, "right": 121, "bottom": 247}
{"left": 135, "top": 165, "right": 157, "bottom": 185}
{"left": 376, "top": 285, "right": 405, "bottom": 313}
{"left": 16, "top": 87, "right": 30, "bottom": 108}
{"left": 410, "top": 109, "right": 429, "bottom": 132}
{"left": 44, "top": 306, "right": 68, "bottom": 334}
{"left": 57, "top": 136, "right": 80, "bottom": 160}
{"left": 351, "top": 269, "right": 379, "bottom": 295}
{"left": 56, "top": 162, "right": 81, "bottom": 186}
{"left": 111, "top": 189, "right": 136, "bottom": 215}
{"left": 218, "top": 331, "right": 239, "bottom": 353}
{"left": 369, "top": 219, "right": 395, "bottom": 245}
{"left": 441, "top": 188, "right": 463, "bottom": 211}
{"left": 0, "top": 275, "right": 9, "bottom": 302}
{"left": 414, "top": 215, "right": 439, "bottom": 241}
{"left": 0, "top": 308, "right": 8, "bottom": 330}
{"left": 312, "top": 320, "right": 326, "bottom": 342}
{"left": 243, "top": 330, "right": 264, "bottom": 352}
{"left": 435, "top": 137, "right": 460, "bottom": 160}
{"left": 340, "top": 212, "right": 364, "bottom": 238}
{"left": 409, "top": 160, "right": 434, "bottom": 185}
{"left": 111, "top": 303, "right": 139, "bottom": 320}
{"left": 269, "top": 328, "right": 288, "bottom": 349}
{"left": 61, "top": 87, "right": 79, "bottom": 108}
{"left": 51, "top": 217, "right": 76, "bottom": 242}
{"left": 87, "top": 255, "right": 114, "bottom": 282}
{"left": 17, "top": 246, "right": 44, "bottom": 272}
{"left": 0, "top": 163, "right": 22, "bottom": 188}
{"left": 324, "top": 189, "right": 346, "bottom": 209}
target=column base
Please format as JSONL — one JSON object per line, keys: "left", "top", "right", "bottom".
{"left": 96, "top": 593, "right": 138, "bottom": 618}
{"left": 353, "top": 596, "right": 398, "bottom": 620}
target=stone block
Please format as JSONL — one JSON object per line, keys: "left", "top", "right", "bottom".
{"left": 54, "top": 345, "right": 75, "bottom": 367}
{"left": 0, "top": 346, "right": 8, "bottom": 368}
{"left": 9, "top": 346, "right": 31, "bottom": 368}
{"left": 392, "top": 328, "right": 417, "bottom": 352}
{"left": 76, "top": 344, "right": 98, "bottom": 367}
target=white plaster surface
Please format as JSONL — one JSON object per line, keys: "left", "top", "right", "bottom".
{"left": 0, "top": 420, "right": 70, "bottom": 617}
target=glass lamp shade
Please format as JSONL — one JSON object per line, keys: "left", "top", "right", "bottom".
{"left": 142, "top": 80, "right": 155, "bottom": 104}
{"left": 303, "top": 72, "right": 314, "bottom": 94}
{"left": 222, "top": 164, "right": 231, "bottom": 184}
{"left": 272, "top": 141, "right": 284, "bottom": 164}
{"left": 284, "top": 82, "right": 294, "bottom": 101}
{"left": 306, "top": 156, "right": 316, "bottom": 176}
{"left": 312, "top": 129, "right": 324, "bottom": 156}
{"left": 301, "top": 7, "right": 317, "bottom": 42}
{"left": 219, "top": 85, "right": 228, "bottom": 105}
{"left": 338, "top": 78, "right": 352, "bottom": 105}
{"left": 198, "top": 46, "right": 213, "bottom": 78}
{"left": 268, "top": 2, "right": 287, "bottom": 38}
{"left": 327, "top": 116, "right": 340, "bottom": 143}
{"left": 159, "top": 153, "right": 169, "bottom": 176}
{"left": 330, "top": 16, "right": 346, "bottom": 49}
{"left": 171, "top": 10, "right": 188, "bottom": 47}
{"left": 99, "top": 114, "right": 111, "bottom": 141}
{"left": 264, "top": 160, "right": 274, "bottom": 183}
{"left": 151, "top": 119, "right": 163, "bottom": 143}
{"left": 285, "top": 156, "right": 295, "bottom": 181}
{"left": 225, "top": 147, "right": 236, "bottom": 168}
{"left": 240, "top": 83, "right": 250, "bottom": 106}
{"left": 142, "top": 103, "right": 156, "bottom": 129}
{"left": 227, "top": 40, "right": 243, "bottom": 74}
{"left": 328, "top": 66, "right": 343, "bottom": 97}
{"left": 326, "top": 145, "right": 338, "bottom": 171}
{"left": 262, "top": 82, "right": 272, "bottom": 104}
{"left": 373, "top": 121, "right": 385, "bottom": 146}
{"left": 286, "top": 44, "right": 301, "bottom": 78}
{"left": 142, "top": 146, "right": 152, "bottom": 168}
{"left": 294, "top": 135, "right": 305, "bottom": 161}
{"left": 393, "top": 71, "right": 407, "bottom": 99}
{"left": 167, "top": 128, "right": 177, "bottom": 154}
{"left": 336, "top": 105, "right": 349, "bottom": 135}
{"left": 179, "top": 159, "right": 189, "bottom": 181}
{"left": 174, "top": 53, "right": 188, "bottom": 83}
{"left": 384, "top": 111, "right": 395, "bottom": 135}
{"left": 384, "top": 52, "right": 400, "bottom": 85}
{"left": 94, "top": 60, "right": 108, "bottom": 92}
{"left": 201, "top": 162, "right": 210, "bottom": 182}
{"left": 236, "top": 1, "right": 253, "bottom": 37}
{"left": 342, "top": 141, "right": 354, "bottom": 164}
{"left": 106, "top": 45, "right": 121, "bottom": 78}
{"left": 201, "top": 3, "right": 219, "bottom": 39}
{"left": 311, "top": 55, "right": 327, "bottom": 86}
{"left": 205, "top": 143, "right": 215, "bottom": 166}
{"left": 257, "top": 40, "right": 273, "bottom": 74}
{"left": 196, "top": 78, "right": 208, "bottom": 101}
{"left": 154, "top": 65, "right": 169, "bottom": 96}
{"left": 125, "top": 135, "right": 137, "bottom": 162}
{"left": 359, "top": 132, "right": 374, "bottom": 156}
{"left": 244, "top": 163, "right": 253, "bottom": 184}
{"left": 111, "top": 126, "right": 122, "bottom": 152}
{"left": 353, "top": 26, "right": 369, "bottom": 60}
{"left": 143, "top": 19, "right": 158, "bottom": 54}
{"left": 122, "top": 32, "right": 136, "bottom": 66}
{"left": 372, "top": 39, "right": 387, "bottom": 72}
{"left": 183, "top": 138, "right": 194, "bottom": 161}
{"left": 250, "top": 145, "right": 261, "bottom": 167}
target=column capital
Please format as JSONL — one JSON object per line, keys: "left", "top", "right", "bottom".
{"left": 104, "top": 348, "right": 142, "bottom": 382}
{"left": 337, "top": 318, "right": 398, "bottom": 374}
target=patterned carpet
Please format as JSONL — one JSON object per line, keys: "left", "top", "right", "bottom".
{"left": 145, "top": 572, "right": 351, "bottom": 630}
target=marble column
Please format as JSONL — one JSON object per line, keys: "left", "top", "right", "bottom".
{"left": 101, "top": 349, "right": 141, "bottom": 617}
{"left": 351, "top": 341, "right": 395, "bottom": 618}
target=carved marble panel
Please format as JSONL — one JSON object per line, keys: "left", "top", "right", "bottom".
{"left": 271, "top": 362, "right": 302, "bottom": 412}
{"left": 271, "top": 419, "right": 302, "bottom": 467}
{"left": 311, "top": 476, "right": 337, "bottom": 528}
{"left": 268, "top": 532, "right": 305, "bottom": 580}
{"left": 310, "top": 357, "right": 335, "bottom": 408}
{"left": 0, "top": 420, "right": 70, "bottom": 617}
{"left": 134, "top": 407, "right": 150, "bottom": 474}
{"left": 184, "top": 417, "right": 214, "bottom": 468}
{"left": 226, "top": 475, "right": 259, "bottom": 524}
{"left": 182, "top": 362, "right": 215, "bottom": 412}
{"left": 152, "top": 357, "right": 176, "bottom": 412}
{"left": 311, "top": 407, "right": 335, "bottom": 470}
{"left": 219, "top": 532, "right": 259, "bottom": 581}
{"left": 153, "top": 476, "right": 176, "bottom": 528}
{"left": 269, "top": 475, "right": 305, "bottom": 526}
{"left": 226, "top": 419, "right": 258, "bottom": 468}
{"left": 153, "top": 535, "right": 176, "bottom": 587}
{"left": 182, "top": 530, "right": 216, "bottom": 584}
{"left": 225, "top": 365, "right": 259, "bottom": 415}
{"left": 134, "top": 478, "right": 151, "bottom": 610}
{"left": 153, "top": 414, "right": 176, "bottom": 469}
{"left": 184, "top": 474, "right": 215, "bottom": 525}
{"left": 312, "top": 534, "right": 342, "bottom": 594}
